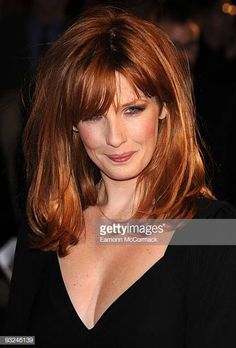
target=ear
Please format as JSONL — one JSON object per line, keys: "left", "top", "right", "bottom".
{"left": 73, "top": 125, "right": 79, "bottom": 133}
{"left": 159, "top": 102, "right": 168, "bottom": 120}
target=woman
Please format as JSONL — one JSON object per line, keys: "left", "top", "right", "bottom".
{"left": 4, "top": 5, "right": 236, "bottom": 347}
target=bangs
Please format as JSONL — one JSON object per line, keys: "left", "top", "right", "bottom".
{"left": 67, "top": 19, "right": 174, "bottom": 125}
{"left": 73, "top": 55, "right": 162, "bottom": 124}
{"left": 75, "top": 57, "right": 117, "bottom": 122}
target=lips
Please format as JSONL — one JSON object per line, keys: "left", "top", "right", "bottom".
{"left": 106, "top": 151, "right": 137, "bottom": 162}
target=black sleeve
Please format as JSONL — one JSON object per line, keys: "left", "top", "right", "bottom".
{"left": 185, "top": 201, "right": 236, "bottom": 347}
{"left": 3, "top": 217, "right": 48, "bottom": 335}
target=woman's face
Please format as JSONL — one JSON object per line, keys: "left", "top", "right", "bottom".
{"left": 78, "top": 72, "right": 165, "bottom": 181}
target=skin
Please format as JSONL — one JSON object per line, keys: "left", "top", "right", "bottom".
{"left": 78, "top": 72, "right": 167, "bottom": 218}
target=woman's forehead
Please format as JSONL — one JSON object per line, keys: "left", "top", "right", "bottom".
{"left": 113, "top": 72, "right": 146, "bottom": 104}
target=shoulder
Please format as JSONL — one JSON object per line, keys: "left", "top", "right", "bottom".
{"left": 14, "top": 215, "right": 47, "bottom": 259}
{"left": 8, "top": 214, "right": 51, "bottom": 298}
{"left": 186, "top": 199, "right": 236, "bottom": 299}
{"left": 194, "top": 197, "right": 236, "bottom": 218}
{"left": 4, "top": 216, "right": 51, "bottom": 334}
{"left": 171, "top": 197, "right": 236, "bottom": 247}
{"left": 10, "top": 215, "right": 50, "bottom": 286}
{"left": 185, "top": 197, "right": 236, "bottom": 275}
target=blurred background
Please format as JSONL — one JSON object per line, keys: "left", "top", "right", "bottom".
{"left": 0, "top": 0, "right": 236, "bottom": 331}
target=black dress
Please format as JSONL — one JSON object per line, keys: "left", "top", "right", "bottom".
{"left": 4, "top": 197, "right": 236, "bottom": 347}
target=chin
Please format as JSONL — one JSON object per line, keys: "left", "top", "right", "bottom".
{"left": 103, "top": 168, "right": 144, "bottom": 181}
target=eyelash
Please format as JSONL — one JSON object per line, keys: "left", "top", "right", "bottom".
{"left": 85, "top": 105, "right": 146, "bottom": 122}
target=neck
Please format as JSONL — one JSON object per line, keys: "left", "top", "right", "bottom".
{"left": 96, "top": 176, "right": 141, "bottom": 219}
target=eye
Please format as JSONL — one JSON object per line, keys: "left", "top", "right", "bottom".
{"left": 124, "top": 105, "right": 146, "bottom": 115}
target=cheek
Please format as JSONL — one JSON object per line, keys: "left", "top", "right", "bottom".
{"left": 132, "top": 117, "right": 158, "bottom": 142}
{"left": 78, "top": 127, "right": 102, "bottom": 150}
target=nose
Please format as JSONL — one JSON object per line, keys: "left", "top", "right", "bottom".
{"left": 105, "top": 115, "right": 127, "bottom": 147}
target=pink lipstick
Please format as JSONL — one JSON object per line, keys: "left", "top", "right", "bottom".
{"left": 106, "top": 151, "right": 136, "bottom": 162}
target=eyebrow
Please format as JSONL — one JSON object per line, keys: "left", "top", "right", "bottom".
{"left": 114, "top": 97, "right": 149, "bottom": 109}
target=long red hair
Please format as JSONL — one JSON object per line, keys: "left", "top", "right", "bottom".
{"left": 23, "top": 5, "right": 216, "bottom": 257}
